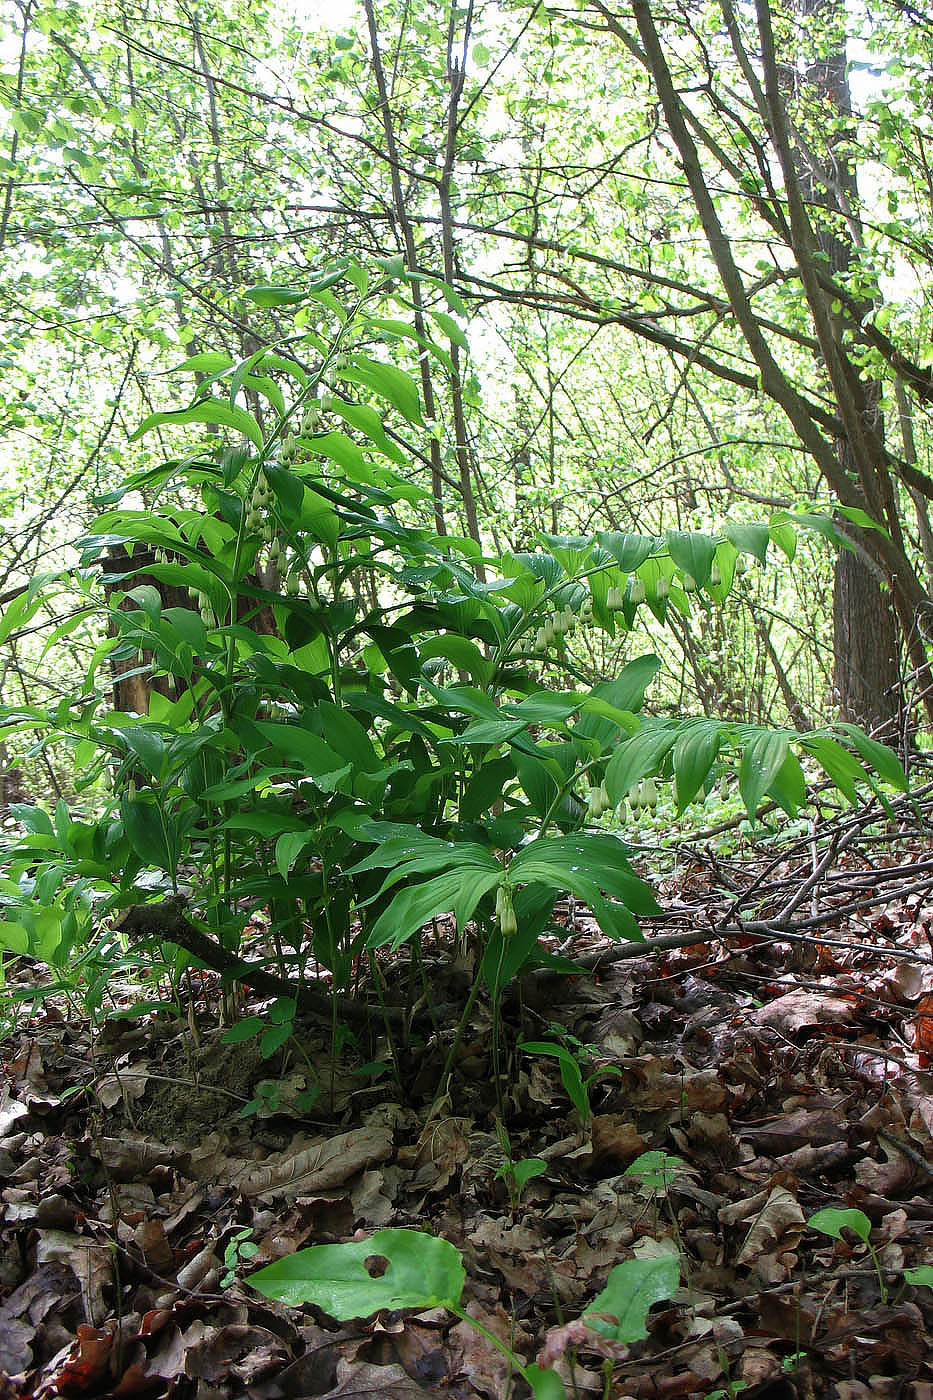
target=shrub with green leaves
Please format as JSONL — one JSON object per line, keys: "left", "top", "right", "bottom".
{"left": 0, "top": 257, "right": 908, "bottom": 1034}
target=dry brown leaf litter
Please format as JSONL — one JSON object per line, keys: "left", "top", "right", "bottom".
{"left": 1, "top": 837, "right": 933, "bottom": 1399}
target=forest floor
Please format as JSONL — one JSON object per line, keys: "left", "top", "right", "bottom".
{"left": 2, "top": 815, "right": 933, "bottom": 1400}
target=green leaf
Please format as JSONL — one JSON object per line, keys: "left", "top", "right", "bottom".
{"left": 738, "top": 730, "right": 789, "bottom": 818}
{"left": 244, "top": 284, "right": 307, "bottom": 307}
{"left": 124, "top": 584, "right": 163, "bottom": 621}
{"left": 275, "top": 831, "right": 314, "bottom": 881}
{"left": 254, "top": 722, "right": 349, "bottom": 790}
{"left": 584, "top": 1255, "right": 680, "bottom": 1342}
{"left": 769, "top": 513, "right": 797, "bottom": 561}
{"left": 420, "top": 635, "right": 493, "bottom": 686}
{"left": 672, "top": 721, "right": 721, "bottom": 812}
{"left": 261, "top": 1022, "right": 292, "bottom": 1056}
{"left": 835, "top": 723, "right": 907, "bottom": 791}
{"left": 836, "top": 505, "right": 890, "bottom": 538}
{"left": 263, "top": 463, "right": 304, "bottom": 517}
{"left": 365, "top": 867, "right": 502, "bottom": 951}
{"left": 605, "top": 726, "right": 676, "bottom": 806}
{"left": 510, "top": 834, "right": 659, "bottom": 915}
{"left": 723, "top": 521, "right": 770, "bottom": 564}
{"left": 767, "top": 748, "right": 806, "bottom": 815}
{"left": 624, "top": 1150, "right": 686, "bottom": 1193}
{"left": 333, "top": 401, "right": 405, "bottom": 463}
{"left": 525, "top": 1366, "right": 567, "bottom": 1399}
{"left": 798, "top": 733, "right": 863, "bottom": 805}
{"left": 521, "top": 1042, "right": 590, "bottom": 1120}
{"left": 306, "top": 430, "right": 367, "bottom": 476}
{"left": 170, "top": 351, "right": 235, "bottom": 375}
{"left": 131, "top": 400, "right": 264, "bottom": 451}
{"left": 506, "top": 1157, "right": 548, "bottom": 1191}
{"left": 121, "top": 796, "right": 174, "bottom": 871}
{"left": 9, "top": 804, "right": 55, "bottom": 837}
{"left": 807, "top": 1207, "right": 871, "bottom": 1244}
{"left": 223, "top": 1016, "right": 264, "bottom": 1044}
{"left": 598, "top": 530, "right": 655, "bottom": 572}
{"left": 666, "top": 530, "right": 716, "bottom": 587}
{"left": 121, "top": 726, "right": 166, "bottom": 779}
{"left": 905, "top": 1266, "right": 933, "bottom": 1291}
{"left": 248, "top": 1229, "right": 466, "bottom": 1315}
{"left": 343, "top": 358, "right": 424, "bottom": 426}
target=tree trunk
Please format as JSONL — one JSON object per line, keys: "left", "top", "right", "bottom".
{"left": 797, "top": 0, "right": 900, "bottom": 728}
{"left": 832, "top": 526, "right": 899, "bottom": 728}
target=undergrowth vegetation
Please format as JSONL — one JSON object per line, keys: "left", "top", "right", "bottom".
{"left": 0, "top": 260, "right": 907, "bottom": 1065}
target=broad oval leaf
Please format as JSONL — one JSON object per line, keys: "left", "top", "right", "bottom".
{"left": 584, "top": 1255, "right": 680, "bottom": 1342}
{"left": 666, "top": 530, "right": 716, "bottom": 588}
{"left": 807, "top": 1207, "right": 871, "bottom": 1243}
{"left": 248, "top": 1229, "right": 465, "bottom": 1316}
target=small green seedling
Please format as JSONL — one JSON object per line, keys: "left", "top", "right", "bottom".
{"left": 496, "top": 1154, "right": 548, "bottom": 1205}
{"left": 223, "top": 996, "right": 297, "bottom": 1059}
{"left": 496, "top": 1153, "right": 548, "bottom": 1214}
{"left": 240, "top": 1078, "right": 282, "bottom": 1119}
{"left": 807, "top": 1208, "right": 887, "bottom": 1302}
{"left": 520, "top": 1040, "right": 621, "bottom": 1126}
{"left": 221, "top": 1228, "right": 259, "bottom": 1287}
{"left": 624, "top": 1150, "right": 686, "bottom": 1197}
{"left": 494, "top": 1121, "right": 548, "bottom": 1214}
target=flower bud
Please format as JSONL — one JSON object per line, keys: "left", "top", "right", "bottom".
{"left": 629, "top": 578, "right": 646, "bottom": 604}
{"left": 656, "top": 577, "right": 670, "bottom": 599}
{"left": 682, "top": 573, "right": 697, "bottom": 593}
{"left": 709, "top": 564, "right": 722, "bottom": 586}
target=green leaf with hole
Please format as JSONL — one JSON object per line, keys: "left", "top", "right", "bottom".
{"left": 247, "top": 1229, "right": 465, "bottom": 1315}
